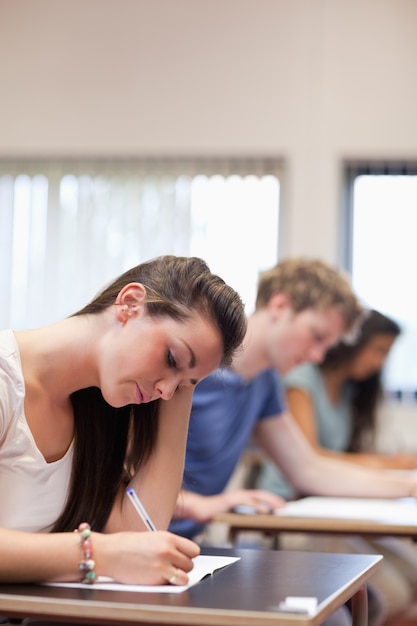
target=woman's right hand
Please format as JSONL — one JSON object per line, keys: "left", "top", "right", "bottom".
{"left": 94, "top": 530, "right": 200, "bottom": 586}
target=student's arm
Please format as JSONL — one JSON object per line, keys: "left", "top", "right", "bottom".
{"left": 287, "top": 387, "right": 417, "bottom": 470}
{"left": 106, "top": 387, "right": 194, "bottom": 532}
{"left": 253, "top": 411, "right": 417, "bottom": 498}
{"left": 285, "top": 387, "right": 319, "bottom": 445}
{"left": 3, "top": 386, "right": 201, "bottom": 586}
{"left": 0, "top": 527, "right": 199, "bottom": 585}
{"left": 174, "top": 487, "right": 284, "bottom": 522}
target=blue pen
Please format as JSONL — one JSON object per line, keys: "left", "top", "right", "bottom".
{"left": 126, "top": 487, "right": 157, "bottom": 531}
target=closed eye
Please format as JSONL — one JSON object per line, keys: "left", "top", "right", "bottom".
{"left": 312, "top": 331, "right": 326, "bottom": 344}
{"left": 167, "top": 350, "right": 177, "bottom": 368}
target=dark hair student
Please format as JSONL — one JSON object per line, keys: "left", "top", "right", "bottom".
{"left": 0, "top": 255, "right": 246, "bottom": 587}
{"left": 321, "top": 309, "right": 401, "bottom": 451}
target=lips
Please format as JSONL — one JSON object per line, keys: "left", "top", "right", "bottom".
{"left": 141, "top": 390, "right": 152, "bottom": 403}
{"left": 135, "top": 384, "right": 143, "bottom": 404}
{"left": 136, "top": 384, "right": 151, "bottom": 404}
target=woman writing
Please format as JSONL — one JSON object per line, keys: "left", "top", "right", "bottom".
{"left": 0, "top": 255, "right": 246, "bottom": 586}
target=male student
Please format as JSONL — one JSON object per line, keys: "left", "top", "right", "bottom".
{"left": 170, "top": 258, "right": 417, "bottom": 541}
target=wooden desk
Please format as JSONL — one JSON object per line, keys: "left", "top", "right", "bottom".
{"left": 0, "top": 548, "right": 382, "bottom": 626}
{"left": 215, "top": 508, "right": 417, "bottom": 545}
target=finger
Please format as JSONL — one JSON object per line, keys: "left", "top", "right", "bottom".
{"left": 251, "top": 491, "right": 284, "bottom": 510}
{"left": 273, "top": 499, "right": 287, "bottom": 511}
{"left": 171, "top": 550, "right": 196, "bottom": 574}
{"left": 165, "top": 567, "right": 188, "bottom": 586}
{"left": 174, "top": 535, "right": 201, "bottom": 558}
{"left": 257, "top": 502, "right": 274, "bottom": 513}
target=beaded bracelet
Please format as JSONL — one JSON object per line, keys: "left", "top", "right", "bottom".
{"left": 75, "top": 522, "right": 96, "bottom": 584}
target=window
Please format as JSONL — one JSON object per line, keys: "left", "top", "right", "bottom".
{"left": 344, "top": 163, "right": 417, "bottom": 396}
{"left": 0, "top": 159, "right": 281, "bottom": 330}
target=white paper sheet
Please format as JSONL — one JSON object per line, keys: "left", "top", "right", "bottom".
{"left": 275, "top": 496, "right": 417, "bottom": 524}
{"left": 43, "top": 554, "right": 240, "bottom": 594}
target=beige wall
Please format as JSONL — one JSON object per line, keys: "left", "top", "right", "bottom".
{"left": 1, "top": 0, "right": 417, "bottom": 261}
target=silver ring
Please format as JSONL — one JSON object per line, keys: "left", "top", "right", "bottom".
{"left": 169, "top": 568, "right": 178, "bottom": 585}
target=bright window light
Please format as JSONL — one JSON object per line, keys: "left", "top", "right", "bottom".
{"left": 351, "top": 175, "right": 417, "bottom": 394}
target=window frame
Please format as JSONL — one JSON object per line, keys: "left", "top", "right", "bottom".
{"left": 342, "top": 160, "right": 417, "bottom": 397}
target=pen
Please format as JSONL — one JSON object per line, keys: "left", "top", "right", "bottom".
{"left": 126, "top": 487, "right": 157, "bottom": 531}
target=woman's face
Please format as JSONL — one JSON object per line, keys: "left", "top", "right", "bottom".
{"left": 348, "top": 333, "right": 396, "bottom": 380}
{"left": 99, "top": 306, "right": 223, "bottom": 408}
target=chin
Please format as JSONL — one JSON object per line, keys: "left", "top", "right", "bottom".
{"left": 283, "top": 360, "right": 303, "bottom": 374}
{"left": 101, "top": 392, "right": 127, "bottom": 409}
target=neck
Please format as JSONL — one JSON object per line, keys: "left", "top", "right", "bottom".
{"left": 14, "top": 315, "right": 104, "bottom": 403}
{"left": 321, "top": 364, "right": 350, "bottom": 403}
{"left": 231, "top": 311, "right": 272, "bottom": 380}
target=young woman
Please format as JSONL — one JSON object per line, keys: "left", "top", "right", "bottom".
{"left": 0, "top": 255, "right": 246, "bottom": 586}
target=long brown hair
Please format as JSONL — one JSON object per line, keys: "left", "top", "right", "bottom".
{"left": 321, "top": 309, "right": 401, "bottom": 452}
{"left": 52, "top": 256, "right": 246, "bottom": 532}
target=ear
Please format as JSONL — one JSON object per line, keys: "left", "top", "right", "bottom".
{"left": 266, "top": 292, "right": 292, "bottom": 318}
{"left": 115, "top": 283, "right": 147, "bottom": 323}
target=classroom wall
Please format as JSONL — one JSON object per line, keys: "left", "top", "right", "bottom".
{"left": 1, "top": 0, "right": 417, "bottom": 263}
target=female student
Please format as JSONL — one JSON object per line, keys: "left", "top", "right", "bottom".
{"left": 0, "top": 255, "right": 246, "bottom": 586}
{"left": 257, "top": 308, "right": 417, "bottom": 619}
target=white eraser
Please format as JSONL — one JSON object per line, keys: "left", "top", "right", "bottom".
{"left": 280, "top": 596, "right": 318, "bottom": 614}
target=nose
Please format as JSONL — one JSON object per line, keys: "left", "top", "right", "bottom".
{"left": 155, "top": 378, "right": 178, "bottom": 401}
{"left": 308, "top": 344, "right": 327, "bottom": 364}
{"left": 374, "top": 354, "right": 386, "bottom": 370}
{"left": 368, "top": 356, "right": 384, "bottom": 376}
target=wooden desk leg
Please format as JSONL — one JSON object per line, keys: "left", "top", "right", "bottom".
{"left": 350, "top": 585, "right": 368, "bottom": 626}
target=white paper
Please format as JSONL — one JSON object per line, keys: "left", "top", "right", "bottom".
{"left": 43, "top": 554, "right": 240, "bottom": 594}
{"left": 275, "top": 496, "right": 417, "bottom": 524}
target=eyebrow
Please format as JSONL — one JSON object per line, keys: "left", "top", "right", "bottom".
{"left": 185, "top": 342, "right": 196, "bottom": 368}
{"left": 184, "top": 342, "right": 198, "bottom": 385}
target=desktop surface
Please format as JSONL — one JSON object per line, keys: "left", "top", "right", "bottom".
{"left": 0, "top": 547, "right": 382, "bottom": 626}
{"left": 216, "top": 496, "right": 417, "bottom": 540}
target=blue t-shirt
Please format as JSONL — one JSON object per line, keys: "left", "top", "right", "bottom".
{"left": 169, "top": 367, "right": 285, "bottom": 538}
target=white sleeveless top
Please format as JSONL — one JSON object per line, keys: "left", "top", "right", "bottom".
{"left": 0, "top": 329, "right": 73, "bottom": 532}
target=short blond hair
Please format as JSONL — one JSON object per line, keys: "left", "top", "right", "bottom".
{"left": 256, "top": 258, "right": 362, "bottom": 332}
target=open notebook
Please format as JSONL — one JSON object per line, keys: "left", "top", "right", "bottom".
{"left": 276, "top": 496, "right": 417, "bottom": 524}
{"left": 43, "top": 554, "right": 240, "bottom": 594}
